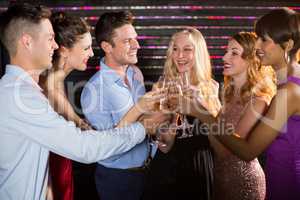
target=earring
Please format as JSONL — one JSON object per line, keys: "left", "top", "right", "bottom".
{"left": 284, "top": 51, "right": 290, "bottom": 64}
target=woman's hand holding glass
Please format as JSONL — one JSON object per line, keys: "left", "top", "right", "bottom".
{"left": 162, "top": 72, "right": 195, "bottom": 138}
{"left": 173, "top": 81, "right": 222, "bottom": 119}
{"left": 136, "top": 89, "right": 166, "bottom": 114}
{"left": 152, "top": 75, "right": 170, "bottom": 112}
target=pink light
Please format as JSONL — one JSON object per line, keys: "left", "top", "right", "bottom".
{"left": 85, "top": 16, "right": 99, "bottom": 21}
{"left": 190, "top": 5, "right": 203, "bottom": 10}
{"left": 210, "top": 55, "right": 223, "bottom": 59}
{"left": 82, "top": 6, "right": 93, "bottom": 10}
{"left": 95, "top": 66, "right": 101, "bottom": 70}
{"left": 207, "top": 46, "right": 227, "bottom": 49}
{"left": 207, "top": 16, "right": 226, "bottom": 20}
{"left": 134, "top": 25, "right": 252, "bottom": 30}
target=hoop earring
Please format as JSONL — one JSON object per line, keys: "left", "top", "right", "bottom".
{"left": 284, "top": 51, "right": 290, "bottom": 64}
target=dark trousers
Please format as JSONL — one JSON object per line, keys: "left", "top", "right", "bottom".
{"left": 95, "top": 164, "right": 146, "bottom": 200}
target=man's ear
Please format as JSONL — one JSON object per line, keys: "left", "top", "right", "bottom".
{"left": 100, "top": 41, "right": 112, "bottom": 53}
{"left": 20, "top": 33, "right": 33, "bottom": 50}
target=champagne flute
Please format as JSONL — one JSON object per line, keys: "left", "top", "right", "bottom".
{"left": 181, "top": 71, "right": 190, "bottom": 91}
{"left": 151, "top": 75, "right": 169, "bottom": 146}
{"left": 176, "top": 72, "right": 194, "bottom": 138}
{"left": 154, "top": 75, "right": 166, "bottom": 111}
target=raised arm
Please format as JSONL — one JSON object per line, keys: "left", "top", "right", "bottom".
{"left": 209, "top": 97, "right": 268, "bottom": 158}
{"left": 216, "top": 84, "right": 299, "bottom": 161}
{"left": 47, "top": 87, "right": 84, "bottom": 126}
{"left": 42, "top": 72, "right": 91, "bottom": 130}
{"left": 117, "top": 90, "right": 163, "bottom": 128}
{"left": 9, "top": 88, "right": 146, "bottom": 164}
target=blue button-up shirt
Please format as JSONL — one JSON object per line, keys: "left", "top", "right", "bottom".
{"left": 81, "top": 60, "right": 157, "bottom": 169}
{"left": 0, "top": 65, "right": 146, "bottom": 200}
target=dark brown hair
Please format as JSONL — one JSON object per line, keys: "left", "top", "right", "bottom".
{"left": 255, "top": 8, "right": 300, "bottom": 60}
{"left": 95, "top": 11, "right": 133, "bottom": 48}
{"left": 50, "top": 12, "right": 90, "bottom": 64}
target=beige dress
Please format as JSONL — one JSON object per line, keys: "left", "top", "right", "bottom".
{"left": 213, "top": 96, "right": 266, "bottom": 200}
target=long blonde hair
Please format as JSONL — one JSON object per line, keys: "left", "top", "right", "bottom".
{"left": 224, "top": 32, "right": 276, "bottom": 105}
{"left": 164, "top": 27, "right": 212, "bottom": 85}
{"left": 164, "top": 27, "right": 221, "bottom": 116}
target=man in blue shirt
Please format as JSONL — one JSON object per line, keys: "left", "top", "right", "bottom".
{"left": 0, "top": 4, "right": 154, "bottom": 200}
{"left": 81, "top": 11, "right": 172, "bottom": 200}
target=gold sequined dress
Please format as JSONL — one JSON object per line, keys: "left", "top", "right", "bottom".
{"left": 213, "top": 97, "right": 266, "bottom": 200}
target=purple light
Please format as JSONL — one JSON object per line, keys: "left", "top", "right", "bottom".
{"left": 135, "top": 25, "right": 252, "bottom": 30}
{"left": 2, "top": 5, "right": 299, "bottom": 11}
{"left": 82, "top": 6, "right": 93, "bottom": 10}
{"left": 85, "top": 15, "right": 257, "bottom": 21}
{"left": 138, "top": 36, "right": 161, "bottom": 39}
{"left": 141, "top": 46, "right": 168, "bottom": 49}
{"left": 140, "top": 45, "right": 227, "bottom": 49}
{"left": 88, "top": 65, "right": 224, "bottom": 70}
{"left": 48, "top": 5, "right": 300, "bottom": 11}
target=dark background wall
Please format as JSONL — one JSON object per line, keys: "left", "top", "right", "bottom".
{"left": 0, "top": 42, "right": 8, "bottom": 78}
{"left": 0, "top": 1, "right": 299, "bottom": 200}
{"left": 1, "top": 0, "right": 299, "bottom": 85}
{"left": 2, "top": 0, "right": 299, "bottom": 112}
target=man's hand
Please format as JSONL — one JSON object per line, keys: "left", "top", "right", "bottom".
{"left": 135, "top": 90, "right": 166, "bottom": 114}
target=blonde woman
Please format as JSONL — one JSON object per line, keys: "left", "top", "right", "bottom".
{"left": 163, "top": 27, "right": 221, "bottom": 200}
{"left": 164, "top": 28, "right": 221, "bottom": 117}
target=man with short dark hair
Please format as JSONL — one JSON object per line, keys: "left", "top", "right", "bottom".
{"left": 81, "top": 11, "right": 172, "bottom": 200}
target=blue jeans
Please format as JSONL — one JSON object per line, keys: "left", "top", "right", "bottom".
{"left": 95, "top": 164, "right": 146, "bottom": 200}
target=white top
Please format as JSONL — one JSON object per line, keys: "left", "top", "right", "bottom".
{"left": 0, "top": 65, "right": 145, "bottom": 200}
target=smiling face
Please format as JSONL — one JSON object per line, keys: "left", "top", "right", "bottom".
{"left": 171, "top": 32, "right": 195, "bottom": 74}
{"left": 31, "top": 19, "right": 58, "bottom": 70}
{"left": 255, "top": 35, "right": 285, "bottom": 69}
{"left": 222, "top": 39, "right": 248, "bottom": 79}
{"left": 108, "top": 24, "right": 140, "bottom": 66}
{"left": 64, "top": 32, "right": 94, "bottom": 71}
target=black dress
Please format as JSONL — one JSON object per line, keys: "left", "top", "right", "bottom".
{"left": 142, "top": 117, "right": 214, "bottom": 200}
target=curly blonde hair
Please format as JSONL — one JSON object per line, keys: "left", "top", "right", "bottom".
{"left": 164, "top": 27, "right": 221, "bottom": 116}
{"left": 223, "top": 32, "right": 276, "bottom": 105}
